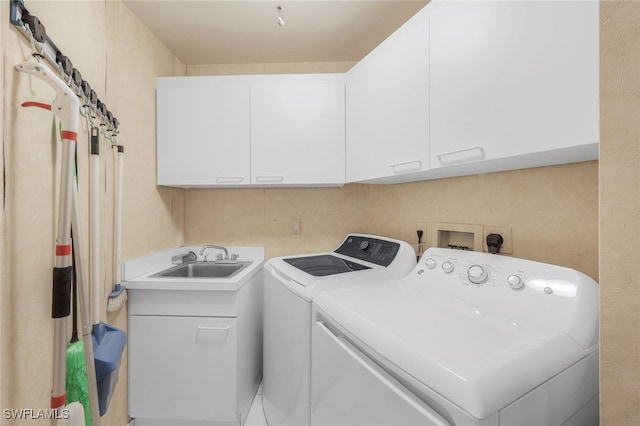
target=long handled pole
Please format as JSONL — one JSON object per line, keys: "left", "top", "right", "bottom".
{"left": 70, "top": 172, "right": 101, "bottom": 425}
{"left": 113, "top": 145, "right": 123, "bottom": 300}
{"left": 90, "top": 127, "right": 100, "bottom": 326}
{"left": 15, "top": 61, "right": 99, "bottom": 425}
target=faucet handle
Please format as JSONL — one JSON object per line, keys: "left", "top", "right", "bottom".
{"left": 216, "top": 253, "right": 224, "bottom": 261}
{"left": 230, "top": 253, "right": 239, "bottom": 261}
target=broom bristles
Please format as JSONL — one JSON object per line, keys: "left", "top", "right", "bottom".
{"left": 66, "top": 340, "right": 92, "bottom": 426}
{"left": 106, "top": 284, "right": 127, "bottom": 312}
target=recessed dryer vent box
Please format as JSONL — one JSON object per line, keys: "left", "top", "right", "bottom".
{"left": 429, "top": 222, "right": 484, "bottom": 252}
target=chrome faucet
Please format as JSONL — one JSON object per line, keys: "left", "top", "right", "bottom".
{"left": 199, "top": 245, "right": 229, "bottom": 262}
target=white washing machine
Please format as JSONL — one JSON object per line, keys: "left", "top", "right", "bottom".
{"left": 312, "top": 247, "right": 600, "bottom": 426}
{"left": 263, "top": 234, "right": 416, "bottom": 426}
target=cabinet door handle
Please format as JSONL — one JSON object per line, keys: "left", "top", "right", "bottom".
{"left": 436, "top": 146, "right": 485, "bottom": 165}
{"left": 391, "top": 160, "right": 422, "bottom": 174}
{"left": 216, "top": 176, "right": 244, "bottom": 184}
{"left": 255, "top": 176, "right": 284, "bottom": 183}
{"left": 197, "top": 325, "right": 230, "bottom": 332}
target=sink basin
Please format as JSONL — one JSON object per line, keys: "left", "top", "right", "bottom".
{"left": 151, "top": 261, "right": 251, "bottom": 279}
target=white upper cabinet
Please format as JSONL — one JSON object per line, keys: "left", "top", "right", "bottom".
{"left": 429, "top": 0, "right": 599, "bottom": 172}
{"left": 156, "top": 1, "right": 599, "bottom": 188}
{"left": 157, "top": 76, "right": 251, "bottom": 187}
{"left": 250, "top": 74, "right": 346, "bottom": 186}
{"left": 345, "top": 6, "right": 430, "bottom": 184}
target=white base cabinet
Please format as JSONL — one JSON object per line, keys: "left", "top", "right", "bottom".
{"left": 130, "top": 316, "right": 238, "bottom": 422}
{"left": 128, "top": 271, "right": 263, "bottom": 426}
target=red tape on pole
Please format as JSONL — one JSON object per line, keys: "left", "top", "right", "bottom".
{"left": 61, "top": 130, "right": 77, "bottom": 141}
{"left": 51, "top": 393, "right": 66, "bottom": 409}
{"left": 55, "top": 244, "right": 71, "bottom": 256}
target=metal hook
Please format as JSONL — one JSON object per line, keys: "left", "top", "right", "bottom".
{"left": 26, "top": 23, "right": 44, "bottom": 61}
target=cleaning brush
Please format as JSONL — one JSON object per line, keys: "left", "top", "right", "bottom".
{"left": 107, "top": 284, "right": 127, "bottom": 312}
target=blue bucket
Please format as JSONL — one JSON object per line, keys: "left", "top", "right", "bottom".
{"left": 92, "top": 322, "right": 127, "bottom": 416}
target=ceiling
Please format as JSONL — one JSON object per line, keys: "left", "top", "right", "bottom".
{"left": 123, "top": 1, "right": 429, "bottom": 65}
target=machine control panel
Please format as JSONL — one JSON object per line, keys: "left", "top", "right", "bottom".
{"left": 415, "top": 247, "right": 600, "bottom": 351}
{"left": 422, "top": 255, "right": 522, "bottom": 289}
{"left": 335, "top": 235, "right": 401, "bottom": 267}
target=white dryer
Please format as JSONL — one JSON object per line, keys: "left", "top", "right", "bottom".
{"left": 263, "top": 234, "right": 416, "bottom": 426}
{"left": 312, "top": 247, "right": 600, "bottom": 426}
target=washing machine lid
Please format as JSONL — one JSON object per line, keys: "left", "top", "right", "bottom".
{"left": 314, "top": 280, "right": 591, "bottom": 420}
{"left": 283, "top": 254, "right": 371, "bottom": 277}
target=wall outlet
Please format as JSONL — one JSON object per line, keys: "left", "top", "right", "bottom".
{"left": 292, "top": 218, "right": 302, "bottom": 235}
{"left": 483, "top": 225, "right": 513, "bottom": 255}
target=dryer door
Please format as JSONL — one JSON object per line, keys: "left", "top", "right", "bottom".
{"left": 311, "top": 321, "right": 450, "bottom": 426}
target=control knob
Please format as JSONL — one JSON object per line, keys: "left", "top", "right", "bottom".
{"left": 359, "top": 241, "right": 370, "bottom": 251}
{"left": 507, "top": 275, "right": 524, "bottom": 290}
{"left": 424, "top": 258, "right": 437, "bottom": 270}
{"left": 468, "top": 265, "right": 489, "bottom": 284}
{"left": 442, "top": 261, "right": 454, "bottom": 274}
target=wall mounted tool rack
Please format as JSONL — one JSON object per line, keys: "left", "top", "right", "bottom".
{"left": 10, "top": 0, "right": 121, "bottom": 144}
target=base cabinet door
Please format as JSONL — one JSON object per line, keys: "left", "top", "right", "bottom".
{"left": 129, "top": 315, "right": 238, "bottom": 421}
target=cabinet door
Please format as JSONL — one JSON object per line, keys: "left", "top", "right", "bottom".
{"left": 250, "top": 74, "right": 345, "bottom": 186}
{"left": 345, "top": 6, "right": 430, "bottom": 183}
{"left": 129, "top": 315, "right": 238, "bottom": 421}
{"left": 429, "top": 1, "right": 598, "bottom": 169}
{"left": 157, "top": 76, "right": 250, "bottom": 187}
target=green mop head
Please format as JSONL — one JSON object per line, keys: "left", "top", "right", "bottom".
{"left": 66, "top": 338, "right": 92, "bottom": 425}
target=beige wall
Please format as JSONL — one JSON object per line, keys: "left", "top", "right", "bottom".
{"left": 185, "top": 165, "right": 599, "bottom": 278}
{"left": 600, "top": 2, "right": 640, "bottom": 424}
{"left": 1, "top": 1, "right": 182, "bottom": 424}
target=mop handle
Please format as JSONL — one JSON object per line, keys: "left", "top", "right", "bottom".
{"left": 16, "top": 61, "right": 78, "bottom": 416}
{"left": 90, "top": 127, "right": 100, "bottom": 326}
{"left": 114, "top": 146, "right": 124, "bottom": 286}
{"left": 71, "top": 176, "right": 102, "bottom": 426}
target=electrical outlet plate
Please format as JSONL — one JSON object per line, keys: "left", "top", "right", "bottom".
{"left": 291, "top": 218, "right": 302, "bottom": 235}
{"left": 483, "top": 225, "right": 513, "bottom": 255}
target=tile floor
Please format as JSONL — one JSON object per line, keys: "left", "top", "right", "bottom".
{"left": 244, "top": 382, "right": 268, "bottom": 426}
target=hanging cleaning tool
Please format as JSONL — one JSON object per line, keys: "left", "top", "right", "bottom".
{"left": 15, "top": 60, "right": 100, "bottom": 425}
{"left": 88, "top": 97, "right": 101, "bottom": 330}
{"left": 107, "top": 141, "right": 126, "bottom": 312}
{"left": 66, "top": 231, "right": 91, "bottom": 426}
{"left": 87, "top": 103, "right": 127, "bottom": 416}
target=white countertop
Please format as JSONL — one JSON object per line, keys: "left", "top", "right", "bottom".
{"left": 123, "top": 246, "right": 264, "bottom": 291}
